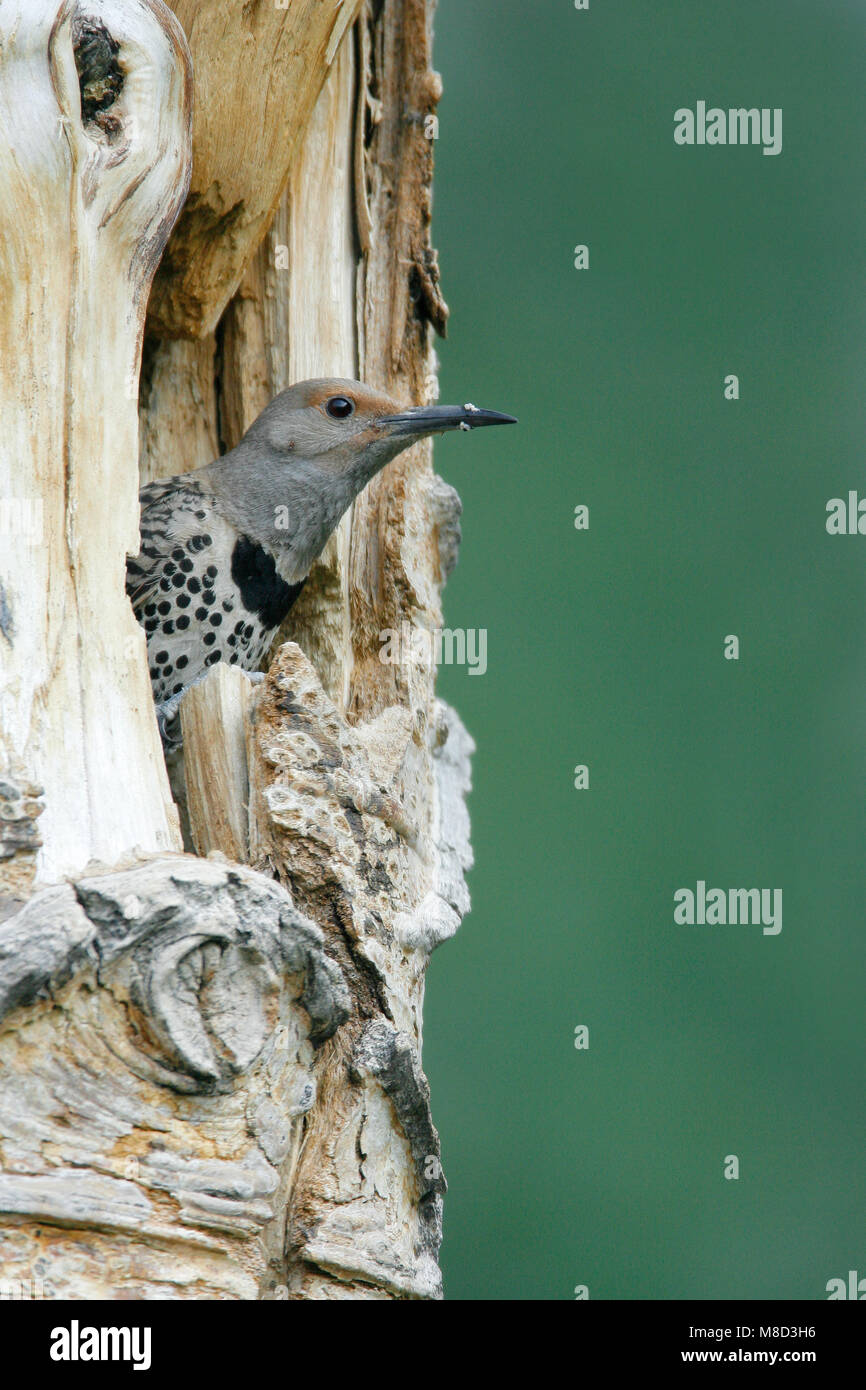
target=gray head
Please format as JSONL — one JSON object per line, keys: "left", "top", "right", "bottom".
{"left": 242, "top": 376, "right": 515, "bottom": 469}
{"left": 204, "top": 377, "right": 516, "bottom": 576}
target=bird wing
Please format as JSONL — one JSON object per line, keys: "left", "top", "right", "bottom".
{"left": 126, "top": 476, "right": 210, "bottom": 612}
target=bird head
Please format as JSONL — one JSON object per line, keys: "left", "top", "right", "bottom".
{"left": 241, "top": 377, "right": 517, "bottom": 484}
{"left": 206, "top": 378, "right": 517, "bottom": 575}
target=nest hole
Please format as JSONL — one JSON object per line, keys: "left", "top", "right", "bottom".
{"left": 72, "top": 18, "right": 123, "bottom": 136}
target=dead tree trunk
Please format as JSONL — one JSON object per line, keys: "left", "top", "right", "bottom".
{"left": 0, "top": 0, "right": 471, "bottom": 1301}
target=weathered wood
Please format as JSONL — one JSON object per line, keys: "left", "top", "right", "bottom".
{"left": 148, "top": 0, "right": 366, "bottom": 339}
{"left": 0, "top": 0, "right": 191, "bottom": 889}
{"left": 245, "top": 644, "right": 473, "bottom": 1297}
{"left": 348, "top": 0, "right": 449, "bottom": 721}
{"left": 139, "top": 336, "right": 219, "bottom": 488}
{"left": 181, "top": 664, "right": 252, "bottom": 863}
{"left": 0, "top": 856, "right": 350, "bottom": 1299}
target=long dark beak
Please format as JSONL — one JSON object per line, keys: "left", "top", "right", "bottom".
{"left": 381, "top": 403, "right": 518, "bottom": 437}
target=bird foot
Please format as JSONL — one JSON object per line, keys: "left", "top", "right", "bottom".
{"left": 154, "top": 670, "right": 210, "bottom": 751}
{"left": 155, "top": 696, "right": 184, "bottom": 753}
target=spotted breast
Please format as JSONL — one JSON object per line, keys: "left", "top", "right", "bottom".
{"left": 127, "top": 476, "right": 304, "bottom": 707}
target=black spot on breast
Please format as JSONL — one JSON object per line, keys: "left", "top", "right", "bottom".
{"left": 230, "top": 535, "right": 305, "bottom": 629}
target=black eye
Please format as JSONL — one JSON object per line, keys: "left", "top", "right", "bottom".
{"left": 325, "top": 395, "right": 354, "bottom": 419}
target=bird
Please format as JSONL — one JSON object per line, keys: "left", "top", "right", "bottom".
{"left": 127, "top": 378, "right": 516, "bottom": 740}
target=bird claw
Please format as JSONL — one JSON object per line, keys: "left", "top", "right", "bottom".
{"left": 154, "top": 667, "right": 264, "bottom": 751}
{"left": 154, "top": 671, "right": 208, "bottom": 751}
{"left": 155, "top": 694, "right": 184, "bottom": 752}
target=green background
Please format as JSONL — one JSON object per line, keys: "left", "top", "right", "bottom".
{"left": 424, "top": 0, "right": 866, "bottom": 1300}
